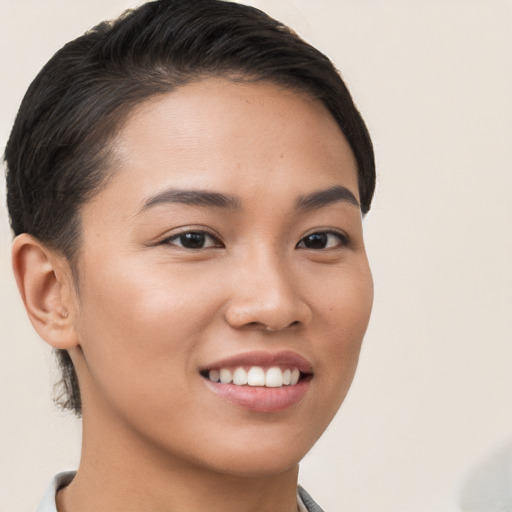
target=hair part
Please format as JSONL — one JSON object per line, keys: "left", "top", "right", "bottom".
{"left": 5, "top": 0, "right": 375, "bottom": 416}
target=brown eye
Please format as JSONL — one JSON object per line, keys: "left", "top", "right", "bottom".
{"left": 297, "top": 231, "right": 347, "bottom": 250}
{"left": 165, "top": 231, "right": 221, "bottom": 249}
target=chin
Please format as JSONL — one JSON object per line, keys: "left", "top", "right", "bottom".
{"left": 186, "top": 430, "right": 315, "bottom": 479}
{"left": 208, "top": 451, "right": 303, "bottom": 479}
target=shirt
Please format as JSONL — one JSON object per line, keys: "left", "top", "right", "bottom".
{"left": 36, "top": 471, "right": 324, "bottom": 512}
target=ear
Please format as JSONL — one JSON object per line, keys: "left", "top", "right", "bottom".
{"left": 11, "top": 233, "right": 79, "bottom": 350}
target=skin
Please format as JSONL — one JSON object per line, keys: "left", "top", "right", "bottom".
{"left": 13, "top": 78, "right": 373, "bottom": 512}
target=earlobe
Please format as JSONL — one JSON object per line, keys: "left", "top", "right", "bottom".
{"left": 11, "top": 233, "right": 79, "bottom": 350}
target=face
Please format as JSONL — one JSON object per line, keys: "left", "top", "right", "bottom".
{"left": 70, "top": 78, "right": 373, "bottom": 477}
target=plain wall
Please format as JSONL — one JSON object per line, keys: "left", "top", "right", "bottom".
{"left": 1, "top": 1, "right": 511, "bottom": 511}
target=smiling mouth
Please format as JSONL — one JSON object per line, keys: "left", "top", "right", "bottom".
{"left": 199, "top": 351, "right": 313, "bottom": 412}
{"left": 200, "top": 366, "right": 311, "bottom": 388}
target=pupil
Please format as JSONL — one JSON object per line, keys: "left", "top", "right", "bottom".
{"left": 304, "top": 233, "right": 327, "bottom": 249}
{"left": 181, "top": 232, "right": 205, "bottom": 248}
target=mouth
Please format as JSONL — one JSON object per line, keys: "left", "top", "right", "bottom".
{"left": 199, "top": 351, "right": 313, "bottom": 412}
{"left": 200, "top": 366, "right": 311, "bottom": 388}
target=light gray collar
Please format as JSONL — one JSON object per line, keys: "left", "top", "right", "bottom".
{"left": 36, "top": 472, "right": 325, "bottom": 512}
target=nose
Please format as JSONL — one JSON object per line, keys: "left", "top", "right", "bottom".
{"left": 224, "top": 251, "right": 312, "bottom": 331}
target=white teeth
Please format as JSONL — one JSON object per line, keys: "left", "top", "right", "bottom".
{"left": 233, "top": 367, "right": 248, "bottom": 385}
{"left": 207, "top": 366, "right": 303, "bottom": 387}
{"left": 209, "top": 369, "right": 220, "bottom": 382}
{"left": 265, "top": 367, "right": 283, "bottom": 387}
{"left": 219, "top": 368, "right": 232, "bottom": 384}
{"left": 247, "top": 367, "right": 266, "bottom": 386}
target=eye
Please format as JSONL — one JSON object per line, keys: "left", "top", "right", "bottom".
{"left": 163, "top": 231, "right": 222, "bottom": 249}
{"left": 296, "top": 231, "right": 348, "bottom": 250}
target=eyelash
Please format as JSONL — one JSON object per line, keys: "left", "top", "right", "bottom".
{"left": 295, "top": 230, "right": 349, "bottom": 250}
{"left": 160, "top": 230, "right": 223, "bottom": 250}
{"left": 160, "top": 229, "right": 349, "bottom": 251}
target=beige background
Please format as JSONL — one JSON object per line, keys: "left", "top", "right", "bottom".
{"left": 1, "top": 1, "right": 511, "bottom": 511}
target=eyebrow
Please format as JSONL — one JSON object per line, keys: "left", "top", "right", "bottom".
{"left": 295, "top": 185, "right": 360, "bottom": 211}
{"left": 140, "top": 188, "right": 242, "bottom": 212}
{"left": 139, "top": 184, "right": 360, "bottom": 215}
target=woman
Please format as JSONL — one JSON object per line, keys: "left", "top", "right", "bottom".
{"left": 5, "top": 1, "right": 375, "bottom": 510}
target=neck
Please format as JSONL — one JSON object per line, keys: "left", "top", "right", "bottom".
{"left": 56, "top": 410, "right": 300, "bottom": 512}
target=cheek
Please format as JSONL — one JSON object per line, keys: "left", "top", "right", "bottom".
{"left": 72, "top": 265, "right": 216, "bottom": 435}
{"left": 334, "top": 268, "right": 373, "bottom": 343}
{"left": 313, "top": 257, "right": 373, "bottom": 331}
{"left": 73, "top": 256, "right": 225, "bottom": 401}
{"left": 312, "top": 260, "right": 373, "bottom": 382}
{"left": 77, "top": 254, "right": 222, "bottom": 341}
{"left": 290, "top": 262, "right": 372, "bottom": 443}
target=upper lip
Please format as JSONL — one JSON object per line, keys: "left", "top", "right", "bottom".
{"left": 201, "top": 350, "right": 313, "bottom": 373}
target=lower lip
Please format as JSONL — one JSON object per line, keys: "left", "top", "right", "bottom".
{"left": 202, "top": 378, "right": 310, "bottom": 413}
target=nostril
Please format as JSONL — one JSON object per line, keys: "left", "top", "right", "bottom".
{"left": 224, "top": 292, "right": 312, "bottom": 331}
{"left": 264, "top": 320, "right": 301, "bottom": 331}
{"left": 232, "top": 321, "right": 301, "bottom": 332}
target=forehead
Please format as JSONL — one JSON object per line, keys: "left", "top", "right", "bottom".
{"left": 87, "top": 78, "right": 359, "bottom": 219}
